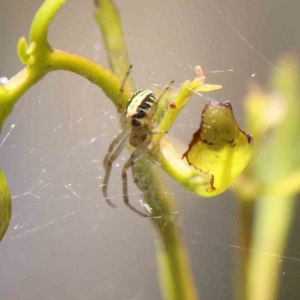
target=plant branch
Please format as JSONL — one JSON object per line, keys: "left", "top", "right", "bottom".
{"left": 94, "top": 0, "right": 135, "bottom": 94}
{"left": 135, "top": 158, "right": 199, "bottom": 300}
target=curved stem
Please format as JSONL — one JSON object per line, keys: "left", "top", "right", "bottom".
{"left": 94, "top": 0, "right": 135, "bottom": 94}
{"left": 0, "top": 49, "right": 131, "bottom": 130}
{"left": 48, "top": 49, "right": 131, "bottom": 105}
{"left": 29, "top": 0, "right": 65, "bottom": 47}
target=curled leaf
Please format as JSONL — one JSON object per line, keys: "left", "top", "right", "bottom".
{"left": 17, "top": 37, "right": 36, "bottom": 65}
{"left": 183, "top": 101, "right": 254, "bottom": 196}
{"left": 0, "top": 169, "right": 11, "bottom": 241}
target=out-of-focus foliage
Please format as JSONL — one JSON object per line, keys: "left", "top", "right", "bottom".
{"left": 0, "top": 169, "right": 11, "bottom": 241}
{"left": 232, "top": 55, "right": 300, "bottom": 300}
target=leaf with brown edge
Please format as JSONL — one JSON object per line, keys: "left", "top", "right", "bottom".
{"left": 182, "top": 101, "right": 254, "bottom": 196}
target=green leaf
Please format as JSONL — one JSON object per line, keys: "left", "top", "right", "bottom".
{"left": 0, "top": 169, "right": 11, "bottom": 241}
{"left": 194, "top": 83, "right": 222, "bottom": 93}
{"left": 183, "top": 101, "right": 254, "bottom": 196}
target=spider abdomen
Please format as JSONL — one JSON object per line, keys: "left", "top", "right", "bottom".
{"left": 126, "top": 90, "right": 156, "bottom": 127}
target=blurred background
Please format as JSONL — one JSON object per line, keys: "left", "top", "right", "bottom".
{"left": 0, "top": 0, "right": 299, "bottom": 299}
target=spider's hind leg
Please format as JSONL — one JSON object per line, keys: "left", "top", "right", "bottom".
{"left": 122, "top": 154, "right": 150, "bottom": 218}
{"left": 121, "top": 135, "right": 153, "bottom": 218}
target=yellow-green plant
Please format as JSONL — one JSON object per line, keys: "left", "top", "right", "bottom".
{"left": 232, "top": 56, "right": 300, "bottom": 300}
{"left": 0, "top": 1, "right": 255, "bottom": 299}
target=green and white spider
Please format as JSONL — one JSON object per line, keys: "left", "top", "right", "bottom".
{"left": 102, "top": 65, "right": 173, "bottom": 217}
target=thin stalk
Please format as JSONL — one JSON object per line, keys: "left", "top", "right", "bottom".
{"left": 247, "top": 195, "right": 295, "bottom": 300}
{"left": 136, "top": 158, "right": 199, "bottom": 300}
{"left": 94, "top": 0, "right": 135, "bottom": 94}
{"left": 236, "top": 199, "right": 254, "bottom": 300}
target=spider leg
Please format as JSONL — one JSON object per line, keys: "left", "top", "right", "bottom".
{"left": 121, "top": 136, "right": 152, "bottom": 218}
{"left": 102, "top": 134, "right": 130, "bottom": 207}
{"left": 148, "top": 80, "right": 174, "bottom": 117}
{"left": 103, "top": 128, "right": 130, "bottom": 170}
{"left": 117, "top": 64, "right": 133, "bottom": 112}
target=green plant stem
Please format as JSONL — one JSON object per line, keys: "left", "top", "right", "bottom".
{"left": 0, "top": 68, "right": 42, "bottom": 129}
{"left": 94, "top": 0, "right": 135, "bottom": 94}
{"left": 233, "top": 56, "right": 300, "bottom": 300}
{"left": 246, "top": 57, "right": 300, "bottom": 300}
{"left": 0, "top": 0, "right": 132, "bottom": 130}
{"left": 236, "top": 200, "right": 254, "bottom": 300}
{"left": 48, "top": 50, "right": 131, "bottom": 104}
{"left": 247, "top": 195, "right": 295, "bottom": 300}
{"left": 29, "top": 0, "right": 65, "bottom": 46}
{"left": 0, "top": 49, "right": 131, "bottom": 130}
{"left": 136, "top": 158, "right": 199, "bottom": 300}
{"left": 156, "top": 213, "right": 199, "bottom": 300}
{"left": 265, "top": 168, "right": 300, "bottom": 198}
{"left": 0, "top": 169, "right": 11, "bottom": 241}
{"left": 158, "top": 138, "right": 211, "bottom": 196}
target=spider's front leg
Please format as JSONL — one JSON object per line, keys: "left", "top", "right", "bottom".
{"left": 103, "top": 128, "right": 130, "bottom": 170}
{"left": 102, "top": 131, "right": 130, "bottom": 207}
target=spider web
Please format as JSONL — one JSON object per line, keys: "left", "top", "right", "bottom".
{"left": 0, "top": 0, "right": 300, "bottom": 299}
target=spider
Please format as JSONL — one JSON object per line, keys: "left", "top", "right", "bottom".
{"left": 102, "top": 65, "right": 174, "bottom": 217}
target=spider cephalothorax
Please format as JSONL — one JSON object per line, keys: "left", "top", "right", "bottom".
{"left": 126, "top": 90, "right": 157, "bottom": 147}
{"left": 102, "top": 65, "right": 173, "bottom": 217}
